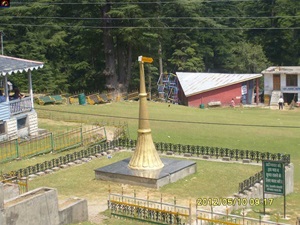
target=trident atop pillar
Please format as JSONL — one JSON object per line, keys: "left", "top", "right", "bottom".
{"left": 128, "top": 56, "right": 164, "bottom": 170}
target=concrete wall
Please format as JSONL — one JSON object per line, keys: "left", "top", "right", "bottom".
{"left": 1, "top": 186, "right": 88, "bottom": 225}
{"left": 59, "top": 198, "right": 88, "bottom": 225}
{"left": 4, "top": 187, "right": 60, "bottom": 225}
{"left": 3, "top": 183, "right": 19, "bottom": 201}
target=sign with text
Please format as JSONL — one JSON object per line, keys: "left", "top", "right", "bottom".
{"left": 0, "top": 0, "right": 10, "bottom": 7}
{"left": 263, "top": 160, "right": 285, "bottom": 195}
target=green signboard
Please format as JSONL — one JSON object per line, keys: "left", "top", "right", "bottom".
{"left": 263, "top": 161, "right": 285, "bottom": 195}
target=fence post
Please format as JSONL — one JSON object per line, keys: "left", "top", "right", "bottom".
{"left": 126, "top": 122, "right": 130, "bottom": 139}
{"left": 226, "top": 207, "right": 229, "bottom": 221}
{"left": 103, "top": 127, "right": 107, "bottom": 141}
{"left": 15, "top": 139, "right": 19, "bottom": 158}
{"left": 242, "top": 208, "right": 245, "bottom": 225}
{"left": 134, "top": 189, "right": 136, "bottom": 204}
{"left": 80, "top": 125, "right": 83, "bottom": 146}
{"left": 161, "top": 193, "right": 163, "bottom": 210}
{"left": 189, "top": 199, "right": 192, "bottom": 225}
{"left": 174, "top": 196, "right": 176, "bottom": 212}
{"left": 147, "top": 192, "right": 149, "bottom": 208}
{"left": 50, "top": 133, "right": 54, "bottom": 152}
{"left": 25, "top": 178, "right": 28, "bottom": 192}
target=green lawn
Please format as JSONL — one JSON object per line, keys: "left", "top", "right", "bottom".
{"left": 1, "top": 102, "right": 300, "bottom": 224}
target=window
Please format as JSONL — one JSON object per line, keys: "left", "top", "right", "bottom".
{"left": 286, "top": 74, "right": 298, "bottom": 86}
{"left": 0, "top": 123, "right": 5, "bottom": 134}
{"left": 17, "top": 117, "right": 27, "bottom": 130}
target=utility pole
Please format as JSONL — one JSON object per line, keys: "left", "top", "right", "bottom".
{"left": 159, "top": 41, "right": 163, "bottom": 85}
{"left": 0, "top": 31, "right": 4, "bottom": 55}
{"left": 158, "top": 41, "right": 164, "bottom": 99}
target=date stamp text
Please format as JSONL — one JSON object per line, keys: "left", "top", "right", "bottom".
{"left": 196, "top": 198, "right": 274, "bottom": 207}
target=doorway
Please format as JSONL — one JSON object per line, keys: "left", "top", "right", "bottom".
{"left": 284, "top": 93, "right": 298, "bottom": 104}
{"left": 273, "top": 74, "right": 280, "bottom": 90}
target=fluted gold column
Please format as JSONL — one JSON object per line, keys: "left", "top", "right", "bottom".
{"left": 128, "top": 56, "right": 164, "bottom": 170}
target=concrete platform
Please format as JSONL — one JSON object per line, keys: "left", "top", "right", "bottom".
{"left": 94, "top": 158, "right": 197, "bottom": 188}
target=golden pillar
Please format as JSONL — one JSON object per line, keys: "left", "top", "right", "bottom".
{"left": 128, "top": 56, "right": 164, "bottom": 170}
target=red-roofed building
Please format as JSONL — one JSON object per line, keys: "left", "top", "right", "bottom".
{"left": 176, "top": 72, "right": 262, "bottom": 107}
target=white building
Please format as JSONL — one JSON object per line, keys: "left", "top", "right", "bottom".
{"left": 262, "top": 66, "right": 300, "bottom": 106}
{"left": 0, "top": 55, "right": 44, "bottom": 141}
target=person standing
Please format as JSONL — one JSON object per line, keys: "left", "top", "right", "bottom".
{"left": 12, "top": 88, "right": 24, "bottom": 100}
{"left": 230, "top": 98, "right": 235, "bottom": 108}
{"left": 278, "top": 96, "right": 284, "bottom": 110}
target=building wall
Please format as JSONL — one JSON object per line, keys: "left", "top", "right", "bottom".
{"left": 264, "top": 73, "right": 300, "bottom": 103}
{"left": 187, "top": 83, "right": 242, "bottom": 107}
{"left": 6, "top": 118, "right": 18, "bottom": 140}
{"left": 177, "top": 82, "right": 188, "bottom": 105}
{"left": 28, "top": 111, "right": 38, "bottom": 136}
{"left": 0, "top": 102, "right": 10, "bottom": 121}
{"left": 264, "top": 74, "right": 273, "bottom": 95}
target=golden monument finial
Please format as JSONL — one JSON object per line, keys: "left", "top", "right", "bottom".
{"left": 128, "top": 56, "right": 164, "bottom": 170}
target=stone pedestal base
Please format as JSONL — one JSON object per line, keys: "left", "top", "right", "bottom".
{"left": 94, "top": 158, "right": 196, "bottom": 189}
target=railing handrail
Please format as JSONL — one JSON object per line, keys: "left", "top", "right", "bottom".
{"left": 196, "top": 208, "right": 290, "bottom": 225}
{"left": 9, "top": 96, "right": 32, "bottom": 116}
{"left": 109, "top": 193, "right": 189, "bottom": 210}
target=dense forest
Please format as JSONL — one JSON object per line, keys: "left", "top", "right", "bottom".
{"left": 0, "top": 0, "right": 299, "bottom": 94}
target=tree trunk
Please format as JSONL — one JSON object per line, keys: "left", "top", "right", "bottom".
{"left": 101, "top": 1, "right": 118, "bottom": 90}
{"left": 117, "top": 41, "right": 132, "bottom": 92}
{"left": 125, "top": 44, "right": 132, "bottom": 90}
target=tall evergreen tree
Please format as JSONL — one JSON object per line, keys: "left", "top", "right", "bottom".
{"left": 243, "top": 0, "right": 300, "bottom": 65}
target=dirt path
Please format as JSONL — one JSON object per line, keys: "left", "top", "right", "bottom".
{"left": 88, "top": 200, "right": 108, "bottom": 224}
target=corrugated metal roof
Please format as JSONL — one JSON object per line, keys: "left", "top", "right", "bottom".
{"left": 0, "top": 55, "right": 44, "bottom": 76}
{"left": 176, "top": 72, "right": 262, "bottom": 97}
{"left": 262, "top": 66, "right": 300, "bottom": 74}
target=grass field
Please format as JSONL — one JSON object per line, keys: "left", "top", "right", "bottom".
{"left": 1, "top": 101, "right": 300, "bottom": 224}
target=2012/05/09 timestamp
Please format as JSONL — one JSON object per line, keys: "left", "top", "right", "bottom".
{"left": 196, "top": 198, "right": 274, "bottom": 207}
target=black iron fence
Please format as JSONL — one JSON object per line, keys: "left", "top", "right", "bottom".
{"left": 115, "top": 138, "right": 291, "bottom": 164}
{"left": 238, "top": 170, "right": 263, "bottom": 193}
{"left": 4, "top": 142, "right": 114, "bottom": 179}
{"left": 2, "top": 138, "right": 291, "bottom": 196}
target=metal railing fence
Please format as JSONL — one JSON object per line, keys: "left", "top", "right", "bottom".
{"left": 196, "top": 208, "right": 290, "bottom": 225}
{"left": 108, "top": 191, "right": 191, "bottom": 225}
{"left": 0, "top": 126, "right": 107, "bottom": 163}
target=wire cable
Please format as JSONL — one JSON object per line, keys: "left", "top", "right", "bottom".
{"left": 12, "top": 0, "right": 259, "bottom": 5}
{"left": 0, "top": 23, "right": 299, "bottom": 30}
{"left": 1, "top": 15, "right": 299, "bottom": 20}
{"left": 35, "top": 107, "right": 300, "bottom": 129}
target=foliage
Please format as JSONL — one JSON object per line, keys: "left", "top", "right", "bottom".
{"left": 0, "top": 1, "right": 299, "bottom": 93}
{"left": 225, "top": 41, "right": 270, "bottom": 73}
